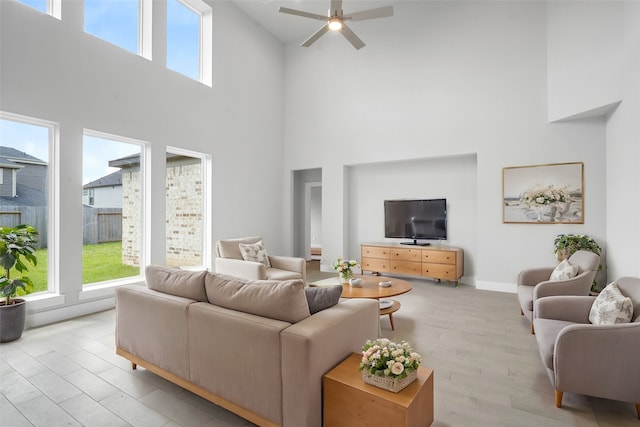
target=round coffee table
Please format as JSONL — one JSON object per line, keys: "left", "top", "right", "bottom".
{"left": 340, "top": 275, "right": 412, "bottom": 331}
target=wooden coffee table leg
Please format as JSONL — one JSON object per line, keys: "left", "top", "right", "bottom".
{"left": 379, "top": 300, "right": 401, "bottom": 331}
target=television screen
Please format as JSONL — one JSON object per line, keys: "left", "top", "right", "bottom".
{"left": 384, "top": 199, "right": 447, "bottom": 243}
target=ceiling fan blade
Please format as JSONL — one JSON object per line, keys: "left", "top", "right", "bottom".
{"left": 330, "top": 0, "right": 343, "bottom": 16}
{"left": 340, "top": 24, "right": 365, "bottom": 50}
{"left": 345, "top": 5, "right": 394, "bottom": 21}
{"left": 302, "top": 24, "right": 330, "bottom": 47}
{"left": 279, "top": 7, "right": 327, "bottom": 21}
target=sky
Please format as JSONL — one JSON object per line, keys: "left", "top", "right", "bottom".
{"left": 5, "top": 0, "right": 201, "bottom": 184}
{"left": 0, "top": 120, "right": 141, "bottom": 185}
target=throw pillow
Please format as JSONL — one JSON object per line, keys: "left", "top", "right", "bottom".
{"left": 549, "top": 259, "right": 579, "bottom": 281}
{"left": 238, "top": 240, "right": 271, "bottom": 268}
{"left": 145, "top": 265, "right": 208, "bottom": 302}
{"left": 204, "top": 272, "right": 310, "bottom": 323}
{"left": 305, "top": 285, "right": 343, "bottom": 314}
{"left": 589, "top": 282, "right": 634, "bottom": 325}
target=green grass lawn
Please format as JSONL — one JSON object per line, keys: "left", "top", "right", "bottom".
{"left": 8, "top": 241, "right": 139, "bottom": 293}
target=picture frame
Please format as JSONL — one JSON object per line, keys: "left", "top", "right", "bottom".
{"left": 503, "top": 162, "right": 584, "bottom": 224}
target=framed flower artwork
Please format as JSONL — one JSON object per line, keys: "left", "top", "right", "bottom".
{"left": 503, "top": 162, "right": 584, "bottom": 224}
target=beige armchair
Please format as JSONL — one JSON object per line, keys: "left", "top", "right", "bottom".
{"left": 533, "top": 277, "right": 640, "bottom": 419}
{"left": 215, "top": 236, "right": 306, "bottom": 284}
{"left": 517, "top": 250, "right": 600, "bottom": 333}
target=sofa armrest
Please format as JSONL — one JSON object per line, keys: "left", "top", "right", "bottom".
{"left": 554, "top": 322, "right": 640, "bottom": 403}
{"left": 214, "top": 257, "right": 266, "bottom": 280}
{"left": 269, "top": 255, "right": 307, "bottom": 283}
{"left": 518, "top": 268, "right": 554, "bottom": 286}
{"left": 280, "top": 298, "right": 379, "bottom": 427}
{"left": 534, "top": 295, "right": 595, "bottom": 323}
{"left": 533, "top": 270, "right": 595, "bottom": 299}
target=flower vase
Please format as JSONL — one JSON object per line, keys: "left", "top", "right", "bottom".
{"left": 339, "top": 271, "right": 353, "bottom": 284}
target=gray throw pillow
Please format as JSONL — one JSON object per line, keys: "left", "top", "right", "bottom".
{"left": 305, "top": 285, "right": 343, "bottom": 314}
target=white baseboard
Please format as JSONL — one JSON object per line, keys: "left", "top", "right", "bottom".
{"left": 26, "top": 298, "right": 115, "bottom": 329}
{"left": 475, "top": 280, "right": 517, "bottom": 293}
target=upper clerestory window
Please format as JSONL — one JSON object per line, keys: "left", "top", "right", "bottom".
{"left": 167, "top": 0, "right": 212, "bottom": 86}
{"left": 84, "top": 0, "right": 139, "bottom": 55}
{"left": 16, "top": 0, "right": 61, "bottom": 19}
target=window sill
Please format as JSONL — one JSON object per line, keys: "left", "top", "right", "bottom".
{"left": 79, "top": 276, "right": 145, "bottom": 300}
{"left": 25, "top": 293, "right": 66, "bottom": 311}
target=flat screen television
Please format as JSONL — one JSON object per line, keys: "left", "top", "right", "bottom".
{"left": 384, "top": 199, "right": 447, "bottom": 245}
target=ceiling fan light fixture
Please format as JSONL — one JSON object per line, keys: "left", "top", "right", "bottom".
{"left": 328, "top": 18, "right": 343, "bottom": 31}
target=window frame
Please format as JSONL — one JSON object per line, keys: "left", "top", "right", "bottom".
{"left": 80, "top": 129, "right": 148, "bottom": 290}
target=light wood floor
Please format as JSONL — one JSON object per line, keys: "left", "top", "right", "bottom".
{"left": 1, "top": 262, "right": 637, "bottom": 426}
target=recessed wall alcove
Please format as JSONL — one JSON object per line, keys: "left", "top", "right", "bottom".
{"left": 346, "top": 154, "right": 478, "bottom": 285}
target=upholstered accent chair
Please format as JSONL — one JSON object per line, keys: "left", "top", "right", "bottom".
{"left": 215, "top": 236, "right": 306, "bottom": 284}
{"left": 517, "top": 250, "right": 600, "bottom": 333}
{"left": 533, "top": 276, "right": 640, "bottom": 419}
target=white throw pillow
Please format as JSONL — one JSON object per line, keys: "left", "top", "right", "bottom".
{"left": 549, "top": 259, "right": 579, "bottom": 281}
{"left": 589, "top": 282, "right": 634, "bottom": 325}
{"left": 238, "top": 240, "right": 271, "bottom": 268}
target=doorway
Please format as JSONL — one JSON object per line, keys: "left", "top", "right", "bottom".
{"left": 293, "top": 168, "right": 322, "bottom": 260}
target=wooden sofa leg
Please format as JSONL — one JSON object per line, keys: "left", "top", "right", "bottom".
{"left": 131, "top": 362, "right": 137, "bottom": 370}
{"left": 530, "top": 323, "right": 535, "bottom": 334}
{"left": 520, "top": 308, "right": 523, "bottom": 316}
{"left": 555, "top": 390, "right": 563, "bottom": 408}
{"left": 635, "top": 403, "right": 640, "bottom": 419}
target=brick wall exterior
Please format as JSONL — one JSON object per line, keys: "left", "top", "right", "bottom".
{"left": 121, "top": 158, "right": 202, "bottom": 267}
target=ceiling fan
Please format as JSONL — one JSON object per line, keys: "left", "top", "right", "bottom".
{"left": 279, "top": 0, "right": 394, "bottom": 50}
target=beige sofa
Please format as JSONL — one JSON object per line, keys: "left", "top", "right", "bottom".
{"left": 115, "top": 265, "right": 379, "bottom": 427}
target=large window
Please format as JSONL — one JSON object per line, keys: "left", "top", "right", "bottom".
{"left": 84, "top": 0, "right": 139, "bottom": 54}
{"left": 167, "top": 0, "right": 212, "bottom": 85}
{"left": 165, "top": 148, "right": 209, "bottom": 268}
{"left": 0, "top": 116, "right": 52, "bottom": 294}
{"left": 82, "top": 131, "right": 144, "bottom": 285}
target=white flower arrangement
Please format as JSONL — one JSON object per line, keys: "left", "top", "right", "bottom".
{"left": 332, "top": 258, "right": 358, "bottom": 275}
{"left": 359, "top": 338, "right": 422, "bottom": 379}
{"left": 520, "top": 185, "right": 571, "bottom": 208}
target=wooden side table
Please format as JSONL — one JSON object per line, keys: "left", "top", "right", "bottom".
{"left": 323, "top": 353, "right": 434, "bottom": 427}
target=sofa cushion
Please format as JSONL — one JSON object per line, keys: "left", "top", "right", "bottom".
{"left": 589, "top": 282, "right": 634, "bottom": 325}
{"left": 205, "top": 273, "right": 310, "bottom": 323}
{"left": 549, "top": 259, "right": 579, "bottom": 281}
{"left": 145, "top": 265, "right": 208, "bottom": 302}
{"left": 533, "top": 318, "right": 574, "bottom": 370}
{"left": 305, "top": 285, "right": 343, "bottom": 314}
{"left": 239, "top": 240, "right": 271, "bottom": 268}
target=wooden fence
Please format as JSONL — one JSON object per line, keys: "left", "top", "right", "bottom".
{"left": 83, "top": 207, "right": 122, "bottom": 244}
{"left": 0, "top": 207, "right": 48, "bottom": 248}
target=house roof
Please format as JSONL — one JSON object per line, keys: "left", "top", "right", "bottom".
{"left": 0, "top": 183, "right": 46, "bottom": 206}
{"left": 0, "top": 146, "right": 47, "bottom": 168}
{"left": 83, "top": 170, "right": 123, "bottom": 189}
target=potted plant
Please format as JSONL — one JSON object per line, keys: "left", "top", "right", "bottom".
{"left": 0, "top": 224, "right": 38, "bottom": 343}
{"left": 553, "top": 233, "right": 603, "bottom": 292}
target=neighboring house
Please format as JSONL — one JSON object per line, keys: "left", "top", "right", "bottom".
{"left": 0, "top": 146, "right": 47, "bottom": 201}
{"left": 82, "top": 170, "right": 123, "bottom": 208}
{"left": 0, "top": 147, "right": 48, "bottom": 240}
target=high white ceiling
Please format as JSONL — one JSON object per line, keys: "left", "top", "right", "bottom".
{"left": 229, "top": 0, "right": 399, "bottom": 45}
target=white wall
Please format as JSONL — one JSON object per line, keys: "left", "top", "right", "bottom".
{"left": 605, "top": 1, "right": 640, "bottom": 279}
{"left": 282, "top": 1, "right": 608, "bottom": 291}
{"left": 0, "top": 0, "right": 285, "bottom": 325}
{"left": 547, "top": 1, "right": 623, "bottom": 122}
{"left": 546, "top": 0, "right": 639, "bottom": 280}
